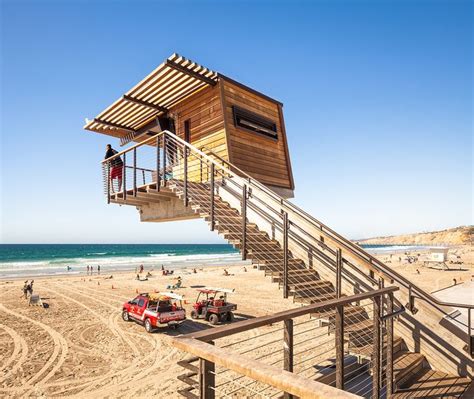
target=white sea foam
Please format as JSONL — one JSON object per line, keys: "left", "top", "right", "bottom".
{"left": 0, "top": 252, "right": 245, "bottom": 278}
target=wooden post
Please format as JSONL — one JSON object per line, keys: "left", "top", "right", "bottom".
{"left": 133, "top": 147, "right": 137, "bottom": 196}
{"left": 106, "top": 163, "right": 110, "bottom": 204}
{"left": 210, "top": 164, "right": 215, "bottom": 231}
{"left": 200, "top": 341, "right": 215, "bottom": 399}
{"left": 386, "top": 292, "right": 394, "bottom": 398}
{"left": 183, "top": 145, "right": 188, "bottom": 207}
{"left": 156, "top": 135, "right": 160, "bottom": 191}
{"left": 241, "top": 185, "right": 247, "bottom": 260}
{"left": 283, "top": 211, "right": 289, "bottom": 299}
{"left": 469, "top": 308, "right": 473, "bottom": 357}
{"left": 162, "top": 134, "right": 167, "bottom": 187}
{"left": 123, "top": 153, "right": 127, "bottom": 200}
{"left": 283, "top": 319, "right": 294, "bottom": 399}
{"left": 335, "top": 304, "right": 344, "bottom": 390}
{"left": 336, "top": 248, "right": 342, "bottom": 298}
{"left": 372, "top": 295, "right": 381, "bottom": 399}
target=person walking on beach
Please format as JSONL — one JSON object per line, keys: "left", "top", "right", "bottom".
{"left": 97, "top": 265, "right": 101, "bottom": 275}
{"left": 90, "top": 265, "right": 94, "bottom": 275}
{"left": 105, "top": 144, "right": 124, "bottom": 193}
{"left": 26, "top": 280, "right": 34, "bottom": 297}
{"left": 86, "top": 265, "right": 90, "bottom": 275}
{"left": 22, "top": 281, "right": 29, "bottom": 299}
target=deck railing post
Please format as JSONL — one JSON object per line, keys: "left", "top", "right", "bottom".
{"left": 199, "top": 341, "right": 215, "bottom": 399}
{"left": 283, "top": 211, "right": 289, "bottom": 299}
{"left": 162, "top": 134, "right": 167, "bottom": 187}
{"left": 106, "top": 163, "right": 110, "bottom": 204}
{"left": 283, "top": 318, "right": 294, "bottom": 399}
{"left": 386, "top": 292, "right": 394, "bottom": 398}
{"left": 378, "top": 278, "right": 385, "bottom": 389}
{"left": 183, "top": 145, "right": 188, "bottom": 207}
{"left": 469, "top": 308, "right": 473, "bottom": 357}
{"left": 336, "top": 248, "right": 342, "bottom": 298}
{"left": 241, "top": 185, "right": 247, "bottom": 260}
{"left": 133, "top": 147, "right": 137, "bottom": 196}
{"left": 210, "top": 164, "right": 215, "bottom": 231}
{"left": 156, "top": 135, "right": 160, "bottom": 191}
{"left": 335, "top": 304, "right": 344, "bottom": 390}
{"left": 372, "top": 294, "right": 381, "bottom": 399}
{"left": 123, "top": 153, "right": 127, "bottom": 200}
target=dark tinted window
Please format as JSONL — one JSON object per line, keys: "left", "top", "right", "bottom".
{"left": 137, "top": 298, "right": 145, "bottom": 307}
{"left": 232, "top": 106, "right": 277, "bottom": 140}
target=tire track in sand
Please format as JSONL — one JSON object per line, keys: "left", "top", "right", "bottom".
{"left": 0, "top": 303, "right": 69, "bottom": 389}
{"left": 52, "top": 283, "right": 174, "bottom": 396}
{"left": 47, "top": 286, "right": 140, "bottom": 358}
{"left": 0, "top": 324, "right": 29, "bottom": 383}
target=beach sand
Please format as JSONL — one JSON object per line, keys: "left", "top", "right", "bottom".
{"left": 0, "top": 264, "right": 300, "bottom": 398}
{"left": 0, "top": 245, "right": 472, "bottom": 398}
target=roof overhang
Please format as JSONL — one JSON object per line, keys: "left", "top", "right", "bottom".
{"left": 84, "top": 53, "right": 218, "bottom": 144}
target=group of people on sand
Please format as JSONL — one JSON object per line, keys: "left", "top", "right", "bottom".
{"left": 22, "top": 280, "right": 34, "bottom": 299}
{"left": 86, "top": 265, "right": 101, "bottom": 275}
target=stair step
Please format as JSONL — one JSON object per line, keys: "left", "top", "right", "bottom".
{"left": 177, "top": 360, "right": 199, "bottom": 374}
{"left": 177, "top": 371, "right": 199, "bottom": 386}
{"left": 348, "top": 336, "right": 404, "bottom": 358}
{"left": 393, "top": 368, "right": 471, "bottom": 398}
{"left": 295, "top": 291, "right": 338, "bottom": 305}
{"left": 289, "top": 279, "right": 334, "bottom": 291}
{"left": 393, "top": 351, "right": 426, "bottom": 388}
{"left": 177, "top": 387, "right": 199, "bottom": 399}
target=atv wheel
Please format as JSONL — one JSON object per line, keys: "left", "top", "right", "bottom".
{"left": 144, "top": 318, "right": 153, "bottom": 333}
{"left": 227, "top": 312, "right": 234, "bottom": 322}
{"left": 122, "top": 310, "right": 130, "bottom": 322}
{"left": 190, "top": 310, "right": 198, "bottom": 319}
{"left": 209, "top": 314, "right": 219, "bottom": 325}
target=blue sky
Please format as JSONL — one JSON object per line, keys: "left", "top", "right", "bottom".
{"left": 1, "top": 0, "right": 472, "bottom": 244}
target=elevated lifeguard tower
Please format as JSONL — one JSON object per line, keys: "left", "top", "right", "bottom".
{"left": 85, "top": 54, "right": 473, "bottom": 398}
{"left": 85, "top": 54, "right": 294, "bottom": 222}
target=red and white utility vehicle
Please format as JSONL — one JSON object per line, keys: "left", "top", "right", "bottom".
{"left": 122, "top": 292, "right": 186, "bottom": 332}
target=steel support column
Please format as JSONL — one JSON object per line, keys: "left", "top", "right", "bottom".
{"left": 283, "top": 319, "right": 294, "bottom": 399}
{"left": 241, "top": 185, "right": 247, "bottom": 260}
{"left": 283, "top": 211, "right": 289, "bottom": 299}
{"left": 210, "top": 164, "right": 215, "bottom": 231}
{"left": 335, "top": 304, "right": 345, "bottom": 390}
{"left": 372, "top": 295, "right": 381, "bottom": 399}
{"left": 386, "top": 292, "right": 394, "bottom": 398}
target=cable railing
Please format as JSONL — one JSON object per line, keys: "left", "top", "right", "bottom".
{"left": 101, "top": 130, "right": 474, "bottom": 363}
{"left": 172, "top": 287, "right": 398, "bottom": 399}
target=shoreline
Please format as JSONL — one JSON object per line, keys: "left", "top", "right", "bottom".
{"left": 0, "top": 243, "right": 436, "bottom": 280}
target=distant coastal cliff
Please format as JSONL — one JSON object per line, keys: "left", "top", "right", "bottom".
{"left": 356, "top": 225, "right": 473, "bottom": 246}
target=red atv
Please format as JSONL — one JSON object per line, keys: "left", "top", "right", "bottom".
{"left": 122, "top": 292, "right": 186, "bottom": 332}
{"left": 190, "top": 287, "right": 237, "bottom": 325}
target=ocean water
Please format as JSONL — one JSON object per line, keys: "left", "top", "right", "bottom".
{"left": 0, "top": 244, "right": 243, "bottom": 278}
{"left": 0, "top": 243, "right": 423, "bottom": 278}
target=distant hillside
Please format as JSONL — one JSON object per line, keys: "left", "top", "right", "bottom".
{"left": 356, "top": 226, "right": 473, "bottom": 246}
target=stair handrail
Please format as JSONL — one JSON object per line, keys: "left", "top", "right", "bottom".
{"left": 102, "top": 131, "right": 474, "bottom": 339}
{"left": 197, "top": 142, "right": 474, "bottom": 316}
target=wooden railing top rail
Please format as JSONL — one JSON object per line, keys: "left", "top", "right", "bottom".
{"left": 186, "top": 287, "right": 398, "bottom": 342}
{"left": 171, "top": 337, "right": 362, "bottom": 399}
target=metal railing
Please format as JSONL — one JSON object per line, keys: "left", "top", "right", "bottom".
{"left": 172, "top": 287, "right": 399, "bottom": 398}
{"left": 101, "top": 130, "right": 474, "bottom": 362}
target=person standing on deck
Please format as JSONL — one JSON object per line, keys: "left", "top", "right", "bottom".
{"left": 105, "top": 144, "right": 124, "bottom": 193}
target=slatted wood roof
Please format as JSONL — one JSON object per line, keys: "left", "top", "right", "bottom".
{"left": 83, "top": 53, "right": 218, "bottom": 140}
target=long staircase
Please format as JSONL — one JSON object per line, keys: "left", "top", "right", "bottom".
{"left": 103, "top": 131, "right": 473, "bottom": 398}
